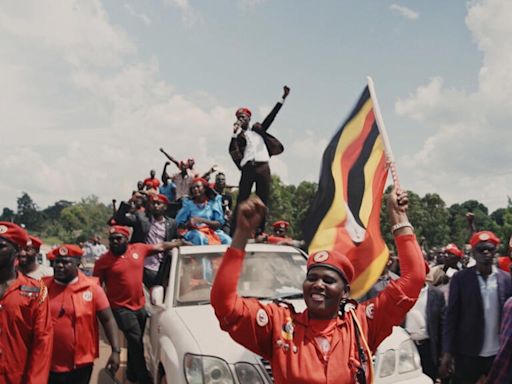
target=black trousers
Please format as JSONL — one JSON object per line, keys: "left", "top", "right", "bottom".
{"left": 415, "top": 339, "right": 438, "bottom": 380}
{"left": 453, "top": 354, "right": 495, "bottom": 384}
{"left": 49, "top": 364, "right": 93, "bottom": 384}
{"left": 231, "top": 161, "right": 271, "bottom": 235}
{"left": 112, "top": 307, "right": 152, "bottom": 384}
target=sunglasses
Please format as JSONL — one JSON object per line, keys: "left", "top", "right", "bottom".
{"left": 474, "top": 244, "right": 496, "bottom": 253}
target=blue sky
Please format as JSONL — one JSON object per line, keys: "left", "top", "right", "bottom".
{"left": 1, "top": 0, "right": 510, "bottom": 212}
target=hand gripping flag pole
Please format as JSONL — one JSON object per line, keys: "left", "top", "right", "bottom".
{"left": 367, "top": 76, "right": 400, "bottom": 190}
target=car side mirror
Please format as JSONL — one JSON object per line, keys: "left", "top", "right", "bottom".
{"left": 150, "top": 285, "right": 165, "bottom": 309}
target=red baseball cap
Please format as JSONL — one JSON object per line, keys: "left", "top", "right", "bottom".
{"left": 109, "top": 225, "right": 131, "bottom": 239}
{"left": 28, "top": 235, "right": 43, "bottom": 251}
{"left": 0, "top": 222, "right": 29, "bottom": 249}
{"left": 307, "top": 250, "right": 355, "bottom": 284}
{"left": 469, "top": 231, "right": 500, "bottom": 248}
{"left": 444, "top": 243, "right": 463, "bottom": 258}
{"left": 235, "top": 107, "right": 252, "bottom": 118}
{"left": 55, "top": 244, "right": 83, "bottom": 258}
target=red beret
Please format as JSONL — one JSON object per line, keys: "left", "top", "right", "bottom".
{"left": 47, "top": 248, "right": 58, "bottom": 261}
{"left": 307, "top": 250, "right": 354, "bottom": 284}
{"left": 236, "top": 107, "right": 252, "bottom": 118}
{"left": 0, "top": 222, "right": 29, "bottom": 249}
{"left": 150, "top": 193, "right": 169, "bottom": 205}
{"left": 109, "top": 225, "right": 131, "bottom": 238}
{"left": 55, "top": 244, "right": 83, "bottom": 258}
{"left": 273, "top": 220, "right": 289, "bottom": 230}
{"left": 469, "top": 231, "right": 500, "bottom": 248}
{"left": 444, "top": 243, "right": 463, "bottom": 258}
{"left": 28, "top": 235, "right": 43, "bottom": 251}
{"left": 192, "top": 177, "right": 209, "bottom": 186}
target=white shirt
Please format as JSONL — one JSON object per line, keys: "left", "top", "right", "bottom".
{"left": 477, "top": 266, "right": 500, "bottom": 356}
{"left": 405, "top": 284, "right": 429, "bottom": 341}
{"left": 240, "top": 128, "right": 270, "bottom": 167}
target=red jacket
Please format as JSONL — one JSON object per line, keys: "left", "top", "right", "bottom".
{"left": 0, "top": 273, "right": 53, "bottom": 384}
{"left": 44, "top": 272, "right": 105, "bottom": 367}
{"left": 211, "top": 234, "right": 425, "bottom": 384}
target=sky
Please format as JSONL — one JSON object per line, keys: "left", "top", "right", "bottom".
{"left": 1, "top": 0, "right": 511, "bottom": 213}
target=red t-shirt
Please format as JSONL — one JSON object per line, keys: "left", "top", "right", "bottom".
{"left": 48, "top": 279, "right": 109, "bottom": 372}
{"left": 93, "top": 243, "right": 154, "bottom": 310}
{"left": 143, "top": 177, "right": 161, "bottom": 189}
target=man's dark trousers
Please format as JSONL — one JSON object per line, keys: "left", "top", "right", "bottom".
{"left": 112, "top": 307, "right": 152, "bottom": 384}
{"left": 231, "top": 161, "right": 271, "bottom": 235}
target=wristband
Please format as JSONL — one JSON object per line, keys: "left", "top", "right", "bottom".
{"left": 112, "top": 347, "right": 121, "bottom": 354}
{"left": 391, "top": 222, "right": 414, "bottom": 233}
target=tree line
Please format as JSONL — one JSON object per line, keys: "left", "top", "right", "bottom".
{"left": 2, "top": 180, "right": 512, "bottom": 255}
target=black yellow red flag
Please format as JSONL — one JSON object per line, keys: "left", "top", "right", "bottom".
{"left": 303, "top": 85, "right": 390, "bottom": 298}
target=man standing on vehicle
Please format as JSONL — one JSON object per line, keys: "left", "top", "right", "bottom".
{"left": 229, "top": 85, "right": 290, "bottom": 235}
{"left": 0, "top": 221, "right": 53, "bottom": 383}
{"left": 93, "top": 225, "right": 183, "bottom": 384}
{"left": 44, "top": 244, "right": 120, "bottom": 384}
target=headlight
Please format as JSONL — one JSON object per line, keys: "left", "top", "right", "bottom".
{"left": 235, "top": 362, "right": 265, "bottom": 384}
{"left": 397, "top": 339, "right": 421, "bottom": 374}
{"left": 184, "top": 354, "right": 235, "bottom": 384}
{"left": 378, "top": 349, "right": 396, "bottom": 377}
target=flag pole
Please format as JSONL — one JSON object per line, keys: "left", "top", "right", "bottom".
{"left": 367, "top": 76, "right": 400, "bottom": 190}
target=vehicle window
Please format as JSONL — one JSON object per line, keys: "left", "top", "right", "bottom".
{"left": 175, "top": 250, "right": 307, "bottom": 306}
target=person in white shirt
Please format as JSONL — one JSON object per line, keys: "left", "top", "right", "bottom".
{"left": 229, "top": 85, "right": 290, "bottom": 235}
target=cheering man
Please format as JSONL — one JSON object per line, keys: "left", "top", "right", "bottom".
{"left": 229, "top": 85, "right": 290, "bottom": 235}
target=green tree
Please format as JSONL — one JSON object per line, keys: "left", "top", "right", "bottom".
{"left": 16, "top": 192, "right": 44, "bottom": 231}
{"left": 58, "top": 196, "right": 111, "bottom": 243}
{"left": 0, "top": 207, "right": 16, "bottom": 222}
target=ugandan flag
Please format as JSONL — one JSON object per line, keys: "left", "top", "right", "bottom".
{"left": 303, "top": 85, "right": 389, "bottom": 299}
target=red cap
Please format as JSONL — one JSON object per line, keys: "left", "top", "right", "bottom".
{"left": 469, "top": 231, "right": 500, "bottom": 248}
{"left": 150, "top": 193, "right": 169, "bottom": 205}
{"left": 307, "top": 250, "right": 354, "bottom": 284}
{"left": 272, "top": 220, "right": 289, "bottom": 230}
{"left": 109, "top": 225, "right": 131, "bottom": 238}
{"left": 55, "top": 244, "right": 83, "bottom": 258}
{"left": 236, "top": 107, "right": 252, "bottom": 118}
{"left": 28, "top": 235, "right": 43, "bottom": 251}
{"left": 444, "top": 243, "right": 463, "bottom": 258}
{"left": 192, "top": 177, "right": 209, "bottom": 186}
{"left": 0, "top": 222, "right": 29, "bottom": 249}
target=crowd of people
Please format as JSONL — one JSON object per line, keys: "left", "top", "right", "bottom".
{"left": 1, "top": 84, "right": 511, "bottom": 384}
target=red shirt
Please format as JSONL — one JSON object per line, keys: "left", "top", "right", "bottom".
{"left": 211, "top": 234, "right": 425, "bottom": 384}
{"left": 93, "top": 243, "right": 154, "bottom": 310}
{"left": 143, "top": 177, "right": 161, "bottom": 189}
{"left": 45, "top": 273, "right": 110, "bottom": 372}
{"left": 0, "top": 273, "right": 53, "bottom": 384}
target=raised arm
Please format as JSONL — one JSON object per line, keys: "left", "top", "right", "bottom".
{"left": 260, "top": 85, "right": 290, "bottom": 131}
{"left": 159, "top": 148, "right": 180, "bottom": 169}
{"left": 211, "top": 197, "right": 266, "bottom": 319}
{"left": 366, "top": 188, "right": 426, "bottom": 350}
{"left": 201, "top": 164, "right": 217, "bottom": 181}
{"left": 161, "top": 161, "right": 171, "bottom": 182}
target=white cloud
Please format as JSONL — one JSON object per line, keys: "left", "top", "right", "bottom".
{"left": 124, "top": 3, "right": 152, "bottom": 26}
{"left": 394, "top": 0, "right": 512, "bottom": 211}
{"left": 238, "top": 0, "right": 269, "bottom": 10}
{"left": 389, "top": 4, "right": 419, "bottom": 20}
{"left": 162, "top": 0, "right": 202, "bottom": 26}
{"left": 0, "top": 0, "right": 234, "bottom": 209}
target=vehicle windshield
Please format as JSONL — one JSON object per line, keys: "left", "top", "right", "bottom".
{"left": 175, "top": 250, "right": 307, "bottom": 305}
